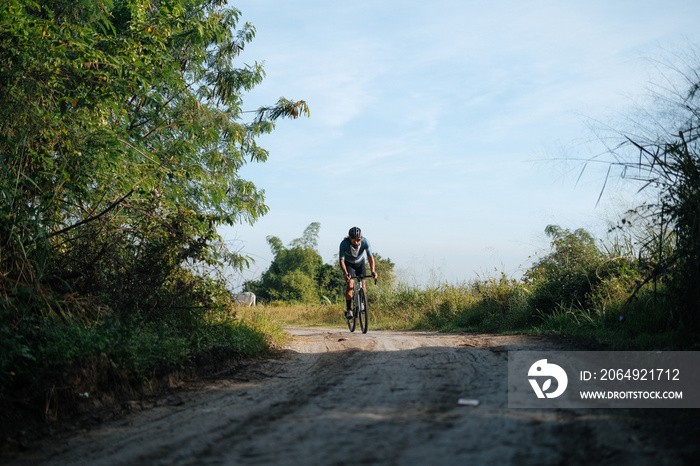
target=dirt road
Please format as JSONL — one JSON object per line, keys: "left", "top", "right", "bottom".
{"left": 8, "top": 327, "right": 697, "bottom": 465}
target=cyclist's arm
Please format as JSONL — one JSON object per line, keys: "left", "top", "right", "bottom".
{"left": 339, "top": 240, "right": 351, "bottom": 281}
{"left": 368, "top": 255, "right": 377, "bottom": 279}
{"left": 339, "top": 258, "right": 350, "bottom": 281}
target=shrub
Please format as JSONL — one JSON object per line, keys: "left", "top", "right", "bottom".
{"left": 524, "top": 225, "right": 602, "bottom": 313}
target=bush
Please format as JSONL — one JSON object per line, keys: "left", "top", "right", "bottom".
{"left": 524, "top": 225, "right": 602, "bottom": 313}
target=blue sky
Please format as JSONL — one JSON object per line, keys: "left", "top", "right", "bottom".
{"left": 220, "top": 0, "right": 700, "bottom": 288}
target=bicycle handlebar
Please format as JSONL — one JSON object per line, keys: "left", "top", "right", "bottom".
{"left": 352, "top": 274, "right": 377, "bottom": 285}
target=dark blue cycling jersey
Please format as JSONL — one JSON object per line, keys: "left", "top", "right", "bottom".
{"left": 339, "top": 237, "right": 373, "bottom": 265}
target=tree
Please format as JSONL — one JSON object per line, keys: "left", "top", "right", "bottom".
{"left": 246, "top": 224, "right": 324, "bottom": 302}
{"left": 523, "top": 225, "right": 601, "bottom": 312}
{"left": 290, "top": 222, "right": 321, "bottom": 250}
{"left": 317, "top": 262, "right": 346, "bottom": 303}
{"left": 0, "top": 0, "right": 308, "bottom": 321}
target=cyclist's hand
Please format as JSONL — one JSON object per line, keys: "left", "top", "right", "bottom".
{"left": 372, "top": 271, "right": 378, "bottom": 280}
{"left": 345, "top": 273, "right": 352, "bottom": 282}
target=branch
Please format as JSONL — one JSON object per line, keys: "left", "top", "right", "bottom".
{"left": 49, "top": 189, "right": 134, "bottom": 237}
{"left": 254, "top": 99, "right": 310, "bottom": 122}
{"left": 117, "top": 138, "right": 170, "bottom": 171}
{"left": 142, "top": 121, "right": 179, "bottom": 139}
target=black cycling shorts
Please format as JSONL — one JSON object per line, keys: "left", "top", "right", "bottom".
{"left": 346, "top": 261, "right": 366, "bottom": 278}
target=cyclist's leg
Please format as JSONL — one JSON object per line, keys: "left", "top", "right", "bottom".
{"left": 357, "top": 261, "right": 367, "bottom": 307}
{"left": 345, "top": 280, "right": 353, "bottom": 301}
{"left": 345, "top": 264, "right": 358, "bottom": 317}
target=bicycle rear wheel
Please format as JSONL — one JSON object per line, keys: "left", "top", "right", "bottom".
{"left": 358, "top": 288, "right": 368, "bottom": 334}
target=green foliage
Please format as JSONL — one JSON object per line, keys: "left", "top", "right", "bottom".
{"left": 1, "top": 0, "right": 308, "bottom": 319}
{"left": 0, "top": 299, "right": 278, "bottom": 397}
{"left": 523, "top": 225, "right": 603, "bottom": 312}
{"left": 0, "top": 0, "right": 305, "bottom": 397}
{"left": 247, "top": 237, "right": 324, "bottom": 302}
{"left": 289, "top": 222, "right": 321, "bottom": 250}
{"left": 247, "top": 223, "right": 335, "bottom": 303}
{"left": 654, "top": 132, "right": 700, "bottom": 325}
{"left": 422, "top": 285, "right": 480, "bottom": 330}
{"left": 367, "top": 272, "right": 530, "bottom": 332}
{"left": 278, "top": 270, "right": 320, "bottom": 303}
{"left": 470, "top": 273, "right": 531, "bottom": 329}
{"left": 317, "top": 263, "right": 346, "bottom": 303}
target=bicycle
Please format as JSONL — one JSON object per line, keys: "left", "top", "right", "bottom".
{"left": 346, "top": 274, "right": 376, "bottom": 333}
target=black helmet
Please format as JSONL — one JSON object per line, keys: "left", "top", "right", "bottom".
{"left": 348, "top": 227, "right": 362, "bottom": 239}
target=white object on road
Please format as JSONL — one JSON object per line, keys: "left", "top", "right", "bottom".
{"left": 457, "top": 398, "right": 480, "bottom": 406}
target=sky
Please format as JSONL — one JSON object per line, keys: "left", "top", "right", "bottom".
{"left": 219, "top": 0, "right": 700, "bottom": 289}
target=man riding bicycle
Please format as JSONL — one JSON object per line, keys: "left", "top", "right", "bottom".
{"left": 339, "top": 227, "right": 378, "bottom": 319}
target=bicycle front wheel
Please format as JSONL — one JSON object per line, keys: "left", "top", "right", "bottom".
{"left": 358, "top": 288, "right": 368, "bottom": 334}
{"left": 347, "top": 304, "right": 356, "bottom": 332}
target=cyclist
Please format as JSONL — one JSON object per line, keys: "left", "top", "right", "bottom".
{"left": 339, "top": 227, "right": 378, "bottom": 319}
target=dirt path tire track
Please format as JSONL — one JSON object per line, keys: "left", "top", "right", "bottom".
{"left": 6, "top": 327, "right": 697, "bottom": 465}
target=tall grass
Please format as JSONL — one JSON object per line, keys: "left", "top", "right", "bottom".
{"left": 246, "top": 274, "right": 533, "bottom": 333}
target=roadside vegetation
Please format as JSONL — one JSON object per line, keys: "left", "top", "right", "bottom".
{"left": 239, "top": 221, "right": 689, "bottom": 351}
{"left": 0, "top": 0, "right": 303, "bottom": 409}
